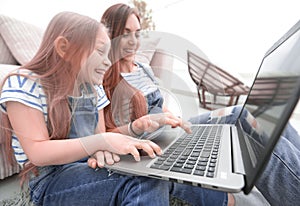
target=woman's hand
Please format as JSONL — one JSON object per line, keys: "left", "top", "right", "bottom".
{"left": 131, "top": 112, "right": 192, "bottom": 135}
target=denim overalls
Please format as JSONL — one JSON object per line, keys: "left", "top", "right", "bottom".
{"left": 29, "top": 83, "right": 99, "bottom": 204}
{"left": 68, "top": 84, "right": 98, "bottom": 142}
{"left": 135, "top": 62, "right": 164, "bottom": 114}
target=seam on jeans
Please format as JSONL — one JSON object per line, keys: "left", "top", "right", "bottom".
{"left": 222, "top": 193, "right": 228, "bottom": 206}
{"left": 132, "top": 177, "right": 141, "bottom": 206}
{"left": 44, "top": 179, "right": 117, "bottom": 199}
{"left": 272, "top": 151, "right": 300, "bottom": 181}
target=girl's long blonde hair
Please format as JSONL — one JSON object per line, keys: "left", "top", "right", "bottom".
{"left": 0, "top": 11, "right": 101, "bottom": 182}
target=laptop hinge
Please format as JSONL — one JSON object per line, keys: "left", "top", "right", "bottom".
{"left": 231, "top": 126, "right": 245, "bottom": 175}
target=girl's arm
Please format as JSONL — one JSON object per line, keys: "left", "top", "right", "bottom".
{"left": 7, "top": 101, "right": 161, "bottom": 166}
{"left": 89, "top": 109, "right": 121, "bottom": 168}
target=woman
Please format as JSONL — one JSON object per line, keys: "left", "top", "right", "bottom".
{"left": 0, "top": 11, "right": 189, "bottom": 206}
{"left": 90, "top": 3, "right": 235, "bottom": 206}
{"left": 90, "top": 3, "right": 300, "bottom": 206}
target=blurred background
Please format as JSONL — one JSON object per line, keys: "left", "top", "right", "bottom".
{"left": 1, "top": 0, "right": 299, "bottom": 75}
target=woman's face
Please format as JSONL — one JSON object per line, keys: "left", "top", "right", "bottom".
{"left": 119, "top": 13, "right": 141, "bottom": 62}
{"left": 79, "top": 26, "right": 111, "bottom": 85}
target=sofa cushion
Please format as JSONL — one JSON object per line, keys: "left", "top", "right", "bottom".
{"left": 0, "top": 35, "right": 18, "bottom": 65}
{"left": 0, "top": 143, "right": 21, "bottom": 180}
{"left": 0, "top": 64, "right": 22, "bottom": 180}
{"left": 0, "top": 63, "right": 19, "bottom": 81}
{"left": 0, "top": 15, "right": 43, "bottom": 65}
{"left": 0, "top": 64, "right": 19, "bottom": 144}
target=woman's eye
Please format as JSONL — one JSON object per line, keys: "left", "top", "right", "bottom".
{"left": 135, "top": 32, "right": 140, "bottom": 39}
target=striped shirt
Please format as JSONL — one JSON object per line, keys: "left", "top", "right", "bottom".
{"left": 112, "top": 63, "right": 159, "bottom": 125}
{"left": 121, "top": 63, "right": 158, "bottom": 96}
{"left": 0, "top": 69, "right": 109, "bottom": 166}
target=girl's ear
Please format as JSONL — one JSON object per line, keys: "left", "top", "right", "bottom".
{"left": 54, "top": 36, "right": 69, "bottom": 58}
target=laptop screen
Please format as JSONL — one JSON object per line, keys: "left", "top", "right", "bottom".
{"left": 237, "top": 21, "right": 300, "bottom": 193}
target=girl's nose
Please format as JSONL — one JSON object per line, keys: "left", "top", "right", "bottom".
{"left": 104, "top": 57, "right": 112, "bottom": 68}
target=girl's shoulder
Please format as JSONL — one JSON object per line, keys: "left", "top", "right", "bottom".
{"left": 93, "top": 84, "right": 110, "bottom": 109}
{"left": 7, "top": 69, "right": 39, "bottom": 82}
{"left": 93, "top": 84, "right": 106, "bottom": 97}
{"left": 3, "top": 69, "right": 42, "bottom": 93}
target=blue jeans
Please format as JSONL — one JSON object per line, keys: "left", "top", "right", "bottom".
{"left": 146, "top": 89, "right": 164, "bottom": 114}
{"left": 189, "top": 105, "right": 300, "bottom": 206}
{"left": 29, "top": 93, "right": 228, "bottom": 206}
{"left": 29, "top": 164, "right": 227, "bottom": 206}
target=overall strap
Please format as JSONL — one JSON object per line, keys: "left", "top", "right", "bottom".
{"left": 135, "top": 62, "right": 158, "bottom": 85}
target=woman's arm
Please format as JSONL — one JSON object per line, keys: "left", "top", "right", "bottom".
{"left": 7, "top": 101, "right": 162, "bottom": 166}
{"left": 108, "top": 112, "right": 191, "bottom": 136}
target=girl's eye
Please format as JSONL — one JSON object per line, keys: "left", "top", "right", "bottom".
{"left": 97, "top": 49, "right": 104, "bottom": 55}
{"left": 123, "top": 33, "right": 129, "bottom": 38}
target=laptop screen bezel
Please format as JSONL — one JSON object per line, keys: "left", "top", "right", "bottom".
{"left": 236, "top": 20, "right": 300, "bottom": 194}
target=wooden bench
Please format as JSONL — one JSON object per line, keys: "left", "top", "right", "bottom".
{"left": 187, "top": 50, "right": 249, "bottom": 110}
{"left": 246, "top": 75, "right": 299, "bottom": 116}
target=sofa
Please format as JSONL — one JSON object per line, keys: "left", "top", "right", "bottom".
{"left": 0, "top": 13, "right": 43, "bottom": 180}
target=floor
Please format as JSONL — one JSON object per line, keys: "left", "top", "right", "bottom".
{"left": 0, "top": 173, "right": 21, "bottom": 201}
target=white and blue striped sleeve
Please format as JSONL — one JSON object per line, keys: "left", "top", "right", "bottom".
{"left": 0, "top": 74, "right": 44, "bottom": 113}
{"left": 95, "top": 84, "right": 110, "bottom": 111}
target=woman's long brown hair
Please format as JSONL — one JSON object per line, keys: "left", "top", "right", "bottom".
{"left": 0, "top": 11, "right": 101, "bottom": 183}
{"left": 101, "top": 3, "right": 148, "bottom": 131}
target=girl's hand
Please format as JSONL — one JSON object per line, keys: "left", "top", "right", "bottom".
{"left": 87, "top": 151, "right": 120, "bottom": 169}
{"left": 80, "top": 133, "right": 163, "bottom": 162}
{"left": 131, "top": 112, "right": 192, "bottom": 135}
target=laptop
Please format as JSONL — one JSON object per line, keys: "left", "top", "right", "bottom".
{"left": 105, "top": 20, "right": 300, "bottom": 194}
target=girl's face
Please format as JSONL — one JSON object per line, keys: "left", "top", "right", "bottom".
{"left": 119, "top": 14, "right": 141, "bottom": 62}
{"left": 80, "top": 26, "right": 111, "bottom": 85}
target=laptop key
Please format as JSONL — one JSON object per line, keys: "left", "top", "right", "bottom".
{"left": 159, "top": 165, "right": 172, "bottom": 170}
{"left": 171, "top": 167, "right": 193, "bottom": 174}
{"left": 195, "top": 165, "right": 206, "bottom": 171}
{"left": 206, "top": 172, "right": 215, "bottom": 178}
{"left": 149, "top": 125, "right": 223, "bottom": 179}
{"left": 208, "top": 167, "right": 215, "bottom": 172}
{"left": 198, "top": 161, "right": 207, "bottom": 166}
{"left": 194, "top": 170, "right": 205, "bottom": 176}
{"left": 200, "top": 150, "right": 211, "bottom": 158}
{"left": 199, "top": 157, "right": 208, "bottom": 162}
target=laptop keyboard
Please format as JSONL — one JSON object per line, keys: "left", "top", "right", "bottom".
{"left": 150, "top": 125, "right": 222, "bottom": 178}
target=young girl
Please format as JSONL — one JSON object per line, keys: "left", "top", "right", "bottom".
{"left": 90, "top": 3, "right": 300, "bottom": 206}
{"left": 0, "top": 11, "right": 187, "bottom": 206}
